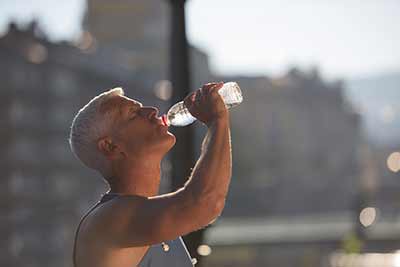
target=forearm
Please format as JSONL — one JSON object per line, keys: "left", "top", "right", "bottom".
{"left": 183, "top": 116, "right": 232, "bottom": 218}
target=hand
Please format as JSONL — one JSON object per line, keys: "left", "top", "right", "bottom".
{"left": 183, "top": 82, "right": 228, "bottom": 127}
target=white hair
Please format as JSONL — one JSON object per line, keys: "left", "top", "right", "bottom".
{"left": 69, "top": 87, "right": 124, "bottom": 177}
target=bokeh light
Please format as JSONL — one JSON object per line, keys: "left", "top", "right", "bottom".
{"left": 330, "top": 251, "right": 400, "bottom": 267}
{"left": 394, "top": 250, "right": 400, "bottom": 267}
{"left": 27, "top": 43, "right": 47, "bottom": 64}
{"left": 380, "top": 105, "right": 396, "bottom": 124}
{"left": 75, "top": 31, "right": 97, "bottom": 53}
{"left": 359, "top": 207, "right": 377, "bottom": 227}
{"left": 197, "top": 244, "right": 212, "bottom": 256}
{"left": 153, "top": 80, "right": 173, "bottom": 101}
{"left": 387, "top": 152, "right": 400, "bottom": 172}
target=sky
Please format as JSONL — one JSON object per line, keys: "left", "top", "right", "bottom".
{"left": 0, "top": 0, "right": 399, "bottom": 80}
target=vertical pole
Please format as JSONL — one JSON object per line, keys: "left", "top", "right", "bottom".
{"left": 167, "top": 0, "right": 204, "bottom": 265}
{"left": 168, "top": 0, "right": 193, "bottom": 190}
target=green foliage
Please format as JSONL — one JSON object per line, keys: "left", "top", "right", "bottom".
{"left": 342, "top": 232, "right": 363, "bottom": 254}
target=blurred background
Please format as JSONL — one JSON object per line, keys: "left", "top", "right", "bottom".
{"left": 0, "top": 0, "right": 399, "bottom": 266}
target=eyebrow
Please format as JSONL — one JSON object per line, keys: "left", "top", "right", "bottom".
{"left": 127, "top": 102, "right": 143, "bottom": 115}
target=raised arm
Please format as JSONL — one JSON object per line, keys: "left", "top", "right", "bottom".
{"left": 94, "top": 82, "right": 232, "bottom": 247}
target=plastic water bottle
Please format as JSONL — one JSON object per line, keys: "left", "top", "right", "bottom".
{"left": 161, "top": 82, "right": 243, "bottom": 127}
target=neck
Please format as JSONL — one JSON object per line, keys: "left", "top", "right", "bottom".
{"left": 107, "top": 155, "right": 162, "bottom": 197}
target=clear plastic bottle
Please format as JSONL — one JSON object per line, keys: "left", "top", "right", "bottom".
{"left": 162, "top": 82, "right": 243, "bottom": 127}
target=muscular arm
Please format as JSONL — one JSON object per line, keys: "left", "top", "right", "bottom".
{"left": 182, "top": 115, "right": 232, "bottom": 219}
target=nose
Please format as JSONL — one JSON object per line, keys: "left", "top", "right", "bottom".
{"left": 140, "top": 106, "right": 159, "bottom": 120}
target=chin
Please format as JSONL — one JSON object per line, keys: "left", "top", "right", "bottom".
{"left": 166, "top": 133, "right": 176, "bottom": 149}
{"left": 156, "top": 132, "right": 175, "bottom": 152}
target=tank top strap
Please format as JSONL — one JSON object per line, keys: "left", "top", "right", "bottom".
{"left": 99, "top": 192, "right": 119, "bottom": 203}
{"left": 73, "top": 192, "right": 116, "bottom": 267}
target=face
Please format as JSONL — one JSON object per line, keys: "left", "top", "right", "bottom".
{"left": 105, "top": 95, "right": 176, "bottom": 159}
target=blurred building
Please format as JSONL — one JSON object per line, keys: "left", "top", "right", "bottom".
{"left": 0, "top": 21, "right": 171, "bottom": 267}
{"left": 83, "top": 0, "right": 212, "bottom": 89}
{"left": 216, "top": 69, "right": 362, "bottom": 218}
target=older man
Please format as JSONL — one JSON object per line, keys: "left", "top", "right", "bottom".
{"left": 69, "top": 81, "right": 232, "bottom": 267}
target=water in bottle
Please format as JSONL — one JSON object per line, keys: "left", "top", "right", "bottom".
{"left": 161, "top": 82, "right": 243, "bottom": 127}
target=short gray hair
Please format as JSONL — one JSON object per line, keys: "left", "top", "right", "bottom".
{"left": 69, "top": 87, "right": 124, "bottom": 176}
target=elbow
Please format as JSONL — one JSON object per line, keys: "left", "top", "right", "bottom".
{"left": 193, "top": 196, "right": 225, "bottom": 227}
{"left": 205, "top": 198, "right": 225, "bottom": 224}
{"left": 214, "top": 198, "right": 225, "bottom": 217}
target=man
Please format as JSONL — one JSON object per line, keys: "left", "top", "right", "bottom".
{"left": 69, "top": 81, "right": 232, "bottom": 267}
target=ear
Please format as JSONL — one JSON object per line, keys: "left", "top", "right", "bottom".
{"left": 97, "top": 137, "right": 122, "bottom": 160}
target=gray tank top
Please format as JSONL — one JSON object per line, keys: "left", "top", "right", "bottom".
{"left": 73, "top": 193, "right": 196, "bottom": 267}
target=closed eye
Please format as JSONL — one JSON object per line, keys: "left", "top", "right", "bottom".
{"left": 127, "top": 102, "right": 142, "bottom": 121}
{"left": 129, "top": 108, "right": 141, "bottom": 120}
{"left": 129, "top": 110, "right": 139, "bottom": 120}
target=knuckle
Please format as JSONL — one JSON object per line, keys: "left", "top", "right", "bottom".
{"left": 186, "top": 91, "right": 195, "bottom": 99}
{"left": 184, "top": 96, "right": 193, "bottom": 106}
{"left": 203, "top": 82, "right": 217, "bottom": 89}
{"left": 202, "top": 84, "right": 210, "bottom": 89}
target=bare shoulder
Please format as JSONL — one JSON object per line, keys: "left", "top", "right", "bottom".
{"left": 84, "top": 195, "right": 146, "bottom": 244}
{"left": 75, "top": 199, "right": 150, "bottom": 267}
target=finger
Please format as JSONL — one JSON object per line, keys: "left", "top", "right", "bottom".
{"left": 202, "top": 84, "right": 217, "bottom": 95}
{"left": 194, "top": 89, "right": 202, "bottom": 105}
{"left": 210, "top": 82, "right": 224, "bottom": 92}
{"left": 202, "top": 82, "right": 218, "bottom": 91}
{"left": 184, "top": 91, "right": 196, "bottom": 107}
{"left": 205, "top": 82, "right": 223, "bottom": 93}
{"left": 183, "top": 97, "right": 191, "bottom": 108}
{"left": 200, "top": 88, "right": 207, "bottom": 102}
